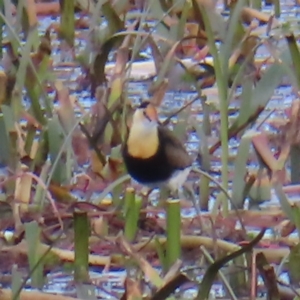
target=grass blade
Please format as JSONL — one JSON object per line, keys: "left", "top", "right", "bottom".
{"left": 221, "top": 0, "right": 247, "bottom": 76}
{"left": 0, "top": 114, "right": 10, "bottom": 166}
{"left": 235, "top": 79, "right": 253, "bottom": 128}
{"left": 196, "top": 228, "right": 266, "bottom": 300}
{"left": 290, "top": 145, "right": 300, "bottom": 183}
{"left": 251, "top": 62, "right": 284, "bottom": 108}
{"left": 151, "top": 273, "right": 190, "bottom": 300}
{"left": 11, "top": 265, "right": 22, "bottom": 300}
{"left": 155, "top": 237, "right": 168, "bottom": 272}
{"left": 48, "top": 116, "right": 71, "bottom": 184}
{"left": 194, "top": 0, "right": 229, "bottom": 212}
{"left": 0, "top": 0, "right": 4, "bottom": 59}
{"left": 228, "top": 62, "right": 285, "bottom": 140}
{"left": 231, "top": 131, "right": 253, "bottom": 208}
{"left": 256, "top": 252, "right": 280, "bottom": 300}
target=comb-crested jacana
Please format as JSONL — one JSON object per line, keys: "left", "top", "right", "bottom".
{"left": 122, "top": 101, "right": 192, "bottom": 193}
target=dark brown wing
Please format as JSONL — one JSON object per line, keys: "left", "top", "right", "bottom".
{"left": 158, "top": 126, "right": 192, "bottom": 169}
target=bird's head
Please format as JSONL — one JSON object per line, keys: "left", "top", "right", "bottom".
{"left": 126, "top": 101, "right": 159, "bottom": 159}
{"left": 131, "top": 101, "right": 158, "bottom": 131}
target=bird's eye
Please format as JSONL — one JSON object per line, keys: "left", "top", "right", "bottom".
{"left": 143, "top": 111, "right": 152, "bottom": 122}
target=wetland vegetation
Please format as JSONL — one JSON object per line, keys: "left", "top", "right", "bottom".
{"left": 0, "top": 0, "right": 300, "bottom": 299}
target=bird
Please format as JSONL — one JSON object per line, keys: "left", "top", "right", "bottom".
{"left": 122, "top": 101, "right": 192, "bottom": 194}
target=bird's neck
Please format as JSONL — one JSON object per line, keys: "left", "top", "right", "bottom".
{"left": 127, "top": 125, "right": 159, "bottom": 159}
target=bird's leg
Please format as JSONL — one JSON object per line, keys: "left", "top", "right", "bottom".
{"left": 140, "top": 186, "right": 152, "bottom": 197}
{"left": 177, "top": 188, "right": 185, "bottom": 201}
{"left": 158, "top": 186, "right": 170, "bottom": 207}
{"left": 182, "top": 182, "right": 203, "bottom": 229}
{"left": 170, "top": 188, "right": 180, "bottom": 200}
{"left": 140, "top": 186, "right": 153, "bottom": 209}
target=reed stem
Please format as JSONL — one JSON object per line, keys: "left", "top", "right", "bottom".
{"left": 74, "top": 211, "right": 89, "bottom": 282}
{"left": 273, "top": 0, "right": 281, "bottom": 17}
{"left": 59, "top": 0, "right": 75, "bottom": 47}
{"left": 252, "top": 0, "right": 262, "bottom": 10}
{"left": 25, "top": 221, "right": 44, "bottom": 289}
{"left": 199, "top": 6, "right": 229, "bottom": 213}
{"left": 0, "top": 0, "right": 3, "bottom": 59}
{"left": 166, "top": 199, "right": 181, "bottom": 269}
{"left": 124, "top": 187, "right": 142, "bottom": 242}
{"left": 285, "top": 34, "right": 300, "bottom": 89}
{"left": 286, "top": 34, "right": 300, "bottom": 184}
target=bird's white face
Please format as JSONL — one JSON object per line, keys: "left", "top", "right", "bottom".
{"left": 132, "top": 108, "right": 158, "bottom": 132}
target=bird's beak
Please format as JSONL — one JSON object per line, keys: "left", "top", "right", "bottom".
{"left": 144, "top": 104, "right": 158, "bottom": 122}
